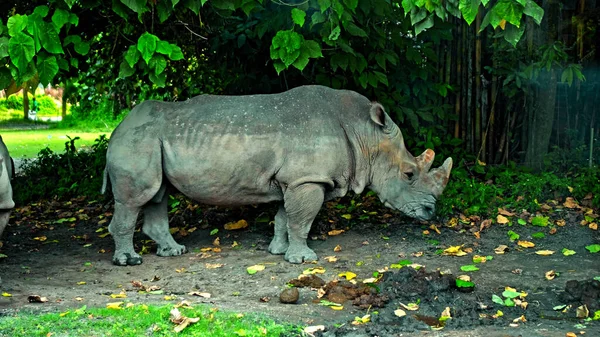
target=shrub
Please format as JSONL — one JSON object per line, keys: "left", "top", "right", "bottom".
{"left": 12, "top": 136, "right": 109, "bottom": 205}
{"left": 35, "top": 96, "right": 60, "bottom": 116}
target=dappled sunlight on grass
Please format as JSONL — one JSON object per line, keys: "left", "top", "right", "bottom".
{"left": 1, "top": 130, "right": 110, "bottom": 158}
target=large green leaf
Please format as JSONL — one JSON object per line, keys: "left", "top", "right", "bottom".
{"left": 311, "top": 12, "right": 327, "bottom": 27}
{"left": 303, "top": 40, "right": 323, "bottom": 58}
{"left": 125, "top": 45, "right": 140, "bottom": 68}
{"left": 0, "top": 37, "right": 8, "bottom": 58}
{"left": 120, "top": 0, "right": 148, "bottom": 13}
{"left": 69, "top": 13, "right": 79, "bottom": 26}
{"left": 63, "top": 35, "right": 81, "bottom": 46}
{"left": 36, "top": 54, "right": 59, "bottom": 86}
{"left": 292, "top": 49, "right": 310, "bottom": 71}
{"left": 291, "top": 8, "right": 306, "bottom": 27}
{"left": 112, "top": 0, "right": 130, "bottom": 19}
{"left": 33, "top": 6, "right": 50, "bottom": 18}
{"left": 493, "top": 0, "right": 523, "bottom": 27}
{"left": 346, "top": 22, "right": 367, "bottom": 37}
{"left": 74, "top": 41, "right": 90, "bottom": 55}
{"left": 137, "top": 32, "right": 158, "bottom": 64}
{"left": 7, "top": 14, "right": 27, "bottom": 37}
{"left": 415, "top": 14, "right": 434, "bottom": 35}
{"left": 156, "top": 40, "right": 173, "bottom": 55}
{"left": 149, "top": 54, "right": 167, "bottom": 75}
{"left": 503, "top": 23, "right": 524, "bottom": 47}
{"left": 318, "top": 0, "right": 332, "bottom": 13}
{"left": 64, "top": 0, "right": 76, "bottom": 9}
{"left": 40, "top": 23, "right": 64, "bottom": 54}
{"left": 523, "top": 0, "right": 543, "bottom": 25}
{"left": 169, "top": 45, "right": 184, "bottom": 61}
{"left": 459, "top": 0, "right": 479, "bottom": 25}
{"left": 26, "top": 13, "right": 44, "bottom": 52}
{"left": 118, "top": 61, "right": 135, "bottom": 78}
{"left": 343, "top": 0, "right": 358, "bottom": 11}
{"left": 52, "top": 9, "right": 70, "bottom": 29}
{"left": 8, "top": 32, "right": 35, "bottom": 71}
{"left": 149, "top": 71, "right": 166, "bottom": 87}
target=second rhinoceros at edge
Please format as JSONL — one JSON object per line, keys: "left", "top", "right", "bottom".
{"left": 102, "top": 85, "right": 452, "bottom": 266}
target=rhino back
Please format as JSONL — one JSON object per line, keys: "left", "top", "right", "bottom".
{"left": 111, "top": 86, "right": 373, "bottom": 205}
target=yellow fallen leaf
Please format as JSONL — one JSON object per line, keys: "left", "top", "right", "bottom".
{"left": 494, "top": 245, "right": 509, "bottom": 254}
{"left": 188, "top": 291, "right": 211, "bottom": 298}
{"left": 328, "top": 229, "right": 345, "bottom": 236}
{"left": 457, "top": 275, "right": 471, "bottom": 282}
{"left": 77, "top": 281, "right": 86, "bottom": 285}
{"left": 498, "top": 208, "right": 515, "bottom": 217}
{"left": 535, "top": 250, "right": 555, "bottom": 256}
{"left": 566, "top": 333, "right": 577, "bottom": 337}
{"left": 341, "top": 214, "right": 352, "bottom": 220}
{"left": 563, "top": 197, "right": 579, "bottom": 209}
{"left": 412, "top": 251, "right": 423, "bottom": 257}
{"left": 394, "top": 309, "right": 406, "bottom": 317}
{"left": 106, "top": 302, "right": 124, "bottom": 310}
{"left": 513, "top": 315, "right": 527, "bottom": 323}
{"left": 176, "top": 268, "right": 186, "bottom": 273}
{"left": 224, "top": 220, "right": 248, "bottom": 230}
{"left": 496, "top": 215, "right": 509, "bottom": 224}
{"left": 60, "top": 311, "right": 70, "bottom": 317}
{"left": 212, "top": 237, "right": 220, "bottom": 246}
{"left": 110, "top": 292, "right": 127, "bottom": 299}
{"left": 324, "top": 256, "right": 338, "bottom": 263}
{"left": 333, "top": 245, "right": 342, "bottom": 252}
{"left": 75, "top": 297, "right": 84, "bottom": 301}
{"left": 338, "top": 271, "right": 356, "bottom": 280}
{"left": 330, "top": 306, "right": 344, "bottom": 311}
{"left": 2, "top": 292, "right": 12, "bottom": 297}
{"left": 517, "top": 240, "right": 535, "bottom": 248}
{"left": 164, "top": 295, "right": 175, "bottom": 301}
{"left": 576, "top": 305, "right": 589, "bottom": 318}
{"left": 441, "top": 307, "right": 452, "bottom": 320}
{"left": 205, "top": 263, "right": 224, "bottom": 269}
{"left": 304, "top": 325, "right": 326, "bottom": 334}
{"left": 33, "top": 236, "right": 47, "bottom": 242}
{"left": 590, "top": 223, "right": 598, "bottom": 230}
{"left": 303, "top": 267, "right": 325, "bottom": 275}
{"left": 400, "top": 302, "right": 419, "bottom": 311}
{"left": 443, "top": 245, "right": 467, "bottom": 256}
{"left": 549, "top": 227, "right": 557, "bottom": 235}
{"left": 98, "top": 232, "right": 111, "bottom": 238}
{"left": 556, "top": 219, "right": 566, "bottom": 227}
{"left": 247, "top": 264, "right": 266, "bottom": 274}
{"left": 545, "top": 270, "right": 556, "bottom": 280}
{"left": 422, "top": 230, "right": 430, "bottom": 235}
{"left": 231, "top": 241, "right": 239, "bottom": 248}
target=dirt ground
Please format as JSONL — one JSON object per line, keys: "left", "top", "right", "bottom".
{"left": 0, "top": 196, "right": 599, "bottom": 337}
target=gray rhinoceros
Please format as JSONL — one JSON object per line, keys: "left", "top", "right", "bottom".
{"left": 0, "top": 135, "right": 15, "bottom": 240}
{"left": 103, "top": 85, "right": 452, "bottom": 266}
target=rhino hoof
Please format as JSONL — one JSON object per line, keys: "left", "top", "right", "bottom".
{"left": 113, "top": 252, "right": 143, "bottom": 266}
{"left": 285, "top": 247, "right": 318, "bottom": 264}
{"left": 268, "top": 239, "right": 289, "bottom": 255}
{"left": 157, "top": 244, "right": 188, "bottom": 257}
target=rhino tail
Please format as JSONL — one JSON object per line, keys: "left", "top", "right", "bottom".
{"left": 101, "top": 165, "right": 109, "bottom": 194}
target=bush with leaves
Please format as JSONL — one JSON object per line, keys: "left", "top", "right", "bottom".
{"left": 13, "top": 135, "right": 109, "bottom": 205}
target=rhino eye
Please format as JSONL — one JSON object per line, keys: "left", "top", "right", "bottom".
{"left": 404, "top": 171, "right": 414, "bottom": 180}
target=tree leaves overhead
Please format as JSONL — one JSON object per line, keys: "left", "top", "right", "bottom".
{"left": 120, "top": 0, "right": 148, "bottom": 14}
{"left": 7, "top": 15, "right": 27, "bottom": 37}
{"left": 39, "top": 24, "right": 64, "bottom": 54}
{"left": 459, "top": 0, "right": 480, "bottom": 25}
{"left": 137, "top": 32, "right": 158, "bottom": 64}
{"left": 52, "top": 9, "right": 71, "bottom": 30}
{"left": 37, "top": 54, "right": 59, "bottom": 86}
{"left": 8, "top": 32, "right": 35, "bottom": 72}
{"left": 291, "top": 8, "right": 306, "bottom": 27}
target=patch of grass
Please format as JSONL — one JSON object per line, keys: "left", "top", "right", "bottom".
{"left": 0, "top": 304, "right": 300, "bottom": 337}
{"left": 1, "top": 130, "right": 110, "bottom": 158}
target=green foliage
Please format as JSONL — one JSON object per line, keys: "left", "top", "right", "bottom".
{"left": 0, "top": 94, "right": 58, "bottom": 116}
{"left": 13, "top": 135, "right": 109, "bottom": 205}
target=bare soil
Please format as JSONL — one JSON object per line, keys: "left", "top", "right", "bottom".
{"left": 0, "top": 196, "right": 599, "bottom": 337}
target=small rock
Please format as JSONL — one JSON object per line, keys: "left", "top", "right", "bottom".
{"left": 279, "top": 287, "right": 299, "bottom": 304}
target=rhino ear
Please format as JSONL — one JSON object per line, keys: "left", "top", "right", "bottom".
{"left": 369, "top": 103, "right": 395, "bottom": 134}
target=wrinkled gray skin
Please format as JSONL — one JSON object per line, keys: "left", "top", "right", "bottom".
{"left": 0, "top": 135, "right": 15, "bottom": 241}
{"left": 103, "top": 85, "right": 452, "bottom": 266}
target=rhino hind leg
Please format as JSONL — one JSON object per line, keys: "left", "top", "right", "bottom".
{"left": 283, "top": 183, "right": 325, "bottom": 264}
{"left": 142, "top": 184, "right": 187, "bottom": 257}
{"left": 109, "top": 202, "right": 143, "bottom": 266}
{"left": 268, "top": 205, "right": 289, "bottom": 255}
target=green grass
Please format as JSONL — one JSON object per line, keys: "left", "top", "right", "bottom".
{"left": 0, "top": 304, "right": 300, "bottom": 337}
{"left": 1, "top": 130, "right": 110, "bottom": 158}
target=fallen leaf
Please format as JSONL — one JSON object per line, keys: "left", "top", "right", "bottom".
{"left": 494, "top": 245, "right": 509, "bottom": 254}
{"left": 231, "top": 241, "right": 238, "bottom": 248}
{"left": 562, "top": 248, "right": 576, "bottom": 256}
{"left": 479, "top": 219, "right": 492, "bottom": 231}
{"left": 170, "top": 307, "right": 200, "bottom": 333}
{"left": 247, "top": 265, "right": 266, "bottom": 275}
{"left": 443, "top": 245, "right": 468, "bottom": 256}
{"left": 590, "top": 223, "right": 598, "bottom": 230}
{"left": 174, "top": 300, "right": 193, "bottom": 308}
{"left": 351, "top": 314, "right": 370, "bottom": 325}
{"left": 564, "top": 197, "right": 579, "bottom": 209}
{"left": 188, "top": 291, "right": 211, "bottom": 298}
{"left": 394, "top": 309, "right": 406, "bottom": 317}
{"left": 338, "top": 271, "right": 356, "bottom": 280}
{"left": 303, "top": 267, "right": 325, "bottom": 275}
{"left": 224, "top": 220, "right": 248, "bottom": 230}
{"left": 213, "top": 237, "right": 220, "bottom": 246}
{"left": 440, "top": 307, "right": 452, "bottom": 321}
{"left": 175, "top": 268, "right": 186, "bottom": 273}
{"left": 33, "top": 236, "right": 47, "bottom": 242}
{"left": 399, "top": 302, "right": 419, "bottom": 311}
{"left": 586, "top": 244, "right": 600, "bottom": 253}
{"left": 75, "top": 297, "right": 84, "bottom": 301}
{"left": 545, "top": 270, "right": 556, "bottom": 280}
{"left": 497, "top": 215, "right": 510, "bottom": 224}
{"left": 341, "top": 214, "right": 352, "bottom": 220}
{"left": 556, "top": 219, "right": 566, "bottom": 227}
{"left": 430, "top": 224, "right": 441, "bottom": 234}
{"left": 498, "top": 208, "right": 515, "bottom": 216}
{"left": 106, "top": 302, "right": 123, "bottom": 310}
{"left": 77, "top": 281, "right": 86, "bottom": 285}
{"left": 304, "top": 325, "right": 325, "bottom": 335}
{"left": 333, "top": 245, "right": 342, "bottom": 252}
{"left": 472, "top": 255, "right": 487, "bottom": 263}
{"left": 110, "top": 291, "right": 127, "bottom": 299}
{"left": 517, "top": 240, "right": 535, "bottom": 248}
{"left": 576, "top": 305, "right": 589, "bottom": 318}
{"left": 164, "top": 295, "right": 176, "bottom": 301}
{"left": 422, "top": 230, "right": 430, "bottom": 235}
{"left": 513, "top": 315, "right": 527, "bottom": 323}
{"left": 460, "top": 265, "right": 479, "bottom": 272}
{"left": 205, "top": 263, "right": 224, "bottom": 269}
{"left": 549, "top": 227, "right": 557, "bottom": 235}
{"left": 412, "top": 251, "right": 423, "bottom": 257}
{"left": 323, "top": 256, "right": 338, "bottom": 263}
{"left": 566, "top": 333, "right": 577, "bottom": 337}
{"left": 2, "top": 292, "right": 12, "bottom": 297}
{"left": 457, "top": 275, "right": 471, "bottom": 282}
{"left": 535, "top": 250, "right": 555, "bottom": 256}
{"left": 327, "top": 229, "right": 345, "bottom": 236}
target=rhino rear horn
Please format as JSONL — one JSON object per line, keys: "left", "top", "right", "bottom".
{"left": 416, "top": 149, "right": 435, "bottom": 172}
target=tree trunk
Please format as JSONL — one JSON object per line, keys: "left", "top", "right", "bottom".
{"left": 524, "top": 0, "right": 560, "bottom": 170}
{"left": 22, "top": 87, "right": 29, "bottom": 120}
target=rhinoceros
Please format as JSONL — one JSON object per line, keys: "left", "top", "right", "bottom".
{"left": 103, "top": 85, "right": 452, "bottom": 266}
{"left": 0, "top": 135, "right": 15, "bottom": 240}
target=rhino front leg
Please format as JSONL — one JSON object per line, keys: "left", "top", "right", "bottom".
{"left": 142, "top": 189, "right": 187, "bottom": 257}
{"left": 283, "top": 183, "right": 324, "bottom": 264}
{"left": 268, "top": 205, "right": 289, "bottom": 255}
{"left": 109, "top": 202, "right": 143, "bottom": 266}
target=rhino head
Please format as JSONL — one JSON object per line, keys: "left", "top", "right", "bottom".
{"left": 367, "top": 103, "right": 452, "bottom": 221}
